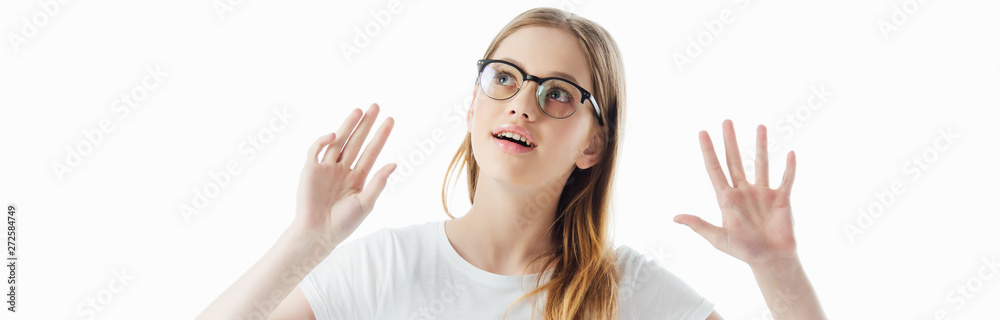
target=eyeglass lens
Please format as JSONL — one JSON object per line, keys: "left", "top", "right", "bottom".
{"left": 479, "top": 61, "right": 583, "bottom": 119}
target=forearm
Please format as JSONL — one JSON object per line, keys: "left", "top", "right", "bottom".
{"left": 196, "top": 225, "right": 338, "bottom": 320}
{"left": 750, "top": 255, "right": 826, "bottom": 320}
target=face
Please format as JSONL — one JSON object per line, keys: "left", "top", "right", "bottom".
{"left": 467, "top": 26, "right": 603, "bottom": 186}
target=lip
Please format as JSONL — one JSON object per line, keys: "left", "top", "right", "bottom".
{"left": 491, "top": 124, "right": 537, "bottom": 146}
{"left": 490, "top": 123, "right": 537, "bottom": 154}
{"left": 492, "top": 135, "right": 535, "bottom": 154}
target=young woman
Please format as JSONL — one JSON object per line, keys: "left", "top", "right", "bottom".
{"left": 197, "top": 7, "right": 826, "bottom": 320}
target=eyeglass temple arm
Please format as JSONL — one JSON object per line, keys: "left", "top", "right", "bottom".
{"left": 588, "top": 95, "right": 604, "bottom": 126}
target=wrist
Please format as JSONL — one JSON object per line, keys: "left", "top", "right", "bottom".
{"left": 281, "top": 224, "right": 340, "bottom": 260}
{"left": 749, "top": 251, "right": 802, "bottom": 274}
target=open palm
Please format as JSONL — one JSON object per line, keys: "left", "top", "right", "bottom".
{"left": 294, "top": 104, "right": 396, "bottom": 247}
{"left": 674, "top": 120, "right": 799, "bottom": 268}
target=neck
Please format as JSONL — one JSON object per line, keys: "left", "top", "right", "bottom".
{"left": 445, "top": 171, "right": 570, "bottom": 276}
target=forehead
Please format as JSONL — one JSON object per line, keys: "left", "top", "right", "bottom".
{"left": 491, "top": 26, "right": 593, "bottom": 92}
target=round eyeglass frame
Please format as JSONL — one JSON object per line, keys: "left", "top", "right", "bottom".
{"left": 475, "top": 59, "right": 604, "bottom": 126}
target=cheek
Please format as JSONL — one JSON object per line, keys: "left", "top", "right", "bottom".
{"left": 470, "top": 101, "right": 492, "bottom": 132}
{"left": 469, "top": 106, "right": 491, "bottom": 154}
{"left": 541, "top": 126, "right": 589, "bottom": 161}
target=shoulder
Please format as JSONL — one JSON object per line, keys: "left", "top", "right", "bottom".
{"left": 331, "top": 220, "right": 442, "bottom": 257}
{"left": 612, "top": 244, "right": 690, "bottom": 291}
{"left": 306, "top": 220, "right": 443, "bottom": 284}
{"left": 613, "top": 245, "right": 669, "bottom": 279}
{"left": 613, "top": 244, "right": 649, "bottom": 268}
{"left": 613, "top": 244, "right": 715, "bottom": 319}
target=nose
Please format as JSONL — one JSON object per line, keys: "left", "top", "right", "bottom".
{"left": 507, "top": 81, "right": 540, "bottom": 122}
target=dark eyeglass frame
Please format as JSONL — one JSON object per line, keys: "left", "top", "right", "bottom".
{"left": 475, "top": 59, "right": 604, "bottom": 126}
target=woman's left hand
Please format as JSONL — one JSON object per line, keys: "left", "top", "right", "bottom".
{"left": 674, "top": 120, "right": 799, "bottom": 268}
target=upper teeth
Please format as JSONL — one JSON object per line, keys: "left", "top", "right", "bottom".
{"left": 496, "top": 131, "right": 532, "bottom": 147}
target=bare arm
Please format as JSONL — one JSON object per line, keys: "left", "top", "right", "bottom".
{"left": 749, "top": 255, "right": 825, "bottom": 319}
{"left": 700, "top": 256, "right": 824, "bottom": 320}
{"left": 270, "top": 286, "right": 317, "bottom": 320}
{"left": 706, "top": 310, "right": 723, "bottom": 320}
{"left": 195, "top": 226, "right": 333, "bottom": 320}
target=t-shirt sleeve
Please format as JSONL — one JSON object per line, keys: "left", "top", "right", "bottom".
{"left": 617, "top": 245, "right": 715, "bottom": 320}
{"left": 298, "top": 228, "right": 393, "bottom": 320}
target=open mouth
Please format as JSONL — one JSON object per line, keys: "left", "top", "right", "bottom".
{"left": 492, "top": 132, "right": 536, "bottom": 148}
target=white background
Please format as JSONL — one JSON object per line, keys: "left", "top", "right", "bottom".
{"left": 1, "top": 0, "right": 998, "bottom": 319}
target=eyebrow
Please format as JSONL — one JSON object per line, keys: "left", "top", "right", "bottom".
{"left": 501, "top": 57, "right": 581, "bottom": 84}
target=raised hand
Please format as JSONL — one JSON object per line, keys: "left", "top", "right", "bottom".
{"left": 293, "top": 103, "right": 396, "bottom": 247}
{"left": 674, "top": 120, "right": 798, "bottom": 268}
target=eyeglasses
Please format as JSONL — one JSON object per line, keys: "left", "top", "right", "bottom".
{"left": 475, "top": 59, "right": 604, "bottom": 126}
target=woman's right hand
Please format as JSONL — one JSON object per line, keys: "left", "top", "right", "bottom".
{"left": 292, "top": 103, "right": 396, "bottom": 248}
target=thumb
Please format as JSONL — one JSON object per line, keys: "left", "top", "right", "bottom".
{"left": 673, "top": 214, "right": 724, "bottom": 247}
{"left": 358, "top": 163, "right": 397, "bottom": 213}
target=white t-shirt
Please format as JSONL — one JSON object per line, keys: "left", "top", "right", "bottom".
{"left": 299, "top": 220, "right": 714, "bottom": 320}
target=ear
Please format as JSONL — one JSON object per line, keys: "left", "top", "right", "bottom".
{"left": 575, "top": 130, "right": 605, "bottom": 170}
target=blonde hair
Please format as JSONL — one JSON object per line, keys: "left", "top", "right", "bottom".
{"left": 440, "top": 7, "right": 627, "bottom": 320}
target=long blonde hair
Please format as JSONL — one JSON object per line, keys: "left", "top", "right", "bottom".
{"left": 441, "top": 7, "right": 627, "bottom": 320}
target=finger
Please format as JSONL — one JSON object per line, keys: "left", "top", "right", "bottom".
{"left": 355, "top": 117, "right": 394, "bottom": 178}
{"left": 357, "top": 163, "right": 398, "bottom": 214}
{"left": 778, "top": 150, "right": 797, "bottom": 196}
{"left": 307, "top": 132, "right": 336, "bottom": 163}
{"left": 722, "top": 119, "right": 747, "bottom": 187}
{"left": 754, "top": 124, "right": 769, "bottom": 187}
{"left": 673, "top": 214, "right": 724, "bottom": 247}
{"left": 323, "top": 108, "right": 363, "bottom": 164}
{"left": 699, "top": 130, "right": 730, "bottom": 193}
{"left": 339, "top": 103, "right": 380, "bottom": 166}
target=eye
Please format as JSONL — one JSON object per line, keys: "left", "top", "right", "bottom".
{"left": 546, "top": 88, "right": 572, "bottom": 103}
{"left": 495, "top": 72, "right": 517, "bottom": 87}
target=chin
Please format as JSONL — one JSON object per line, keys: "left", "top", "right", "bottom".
{"left": 482, "top": 163, "right": 539, "bottom": 186}
{"left": 471, "top": 141, "right": 533, "bottom": 185}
